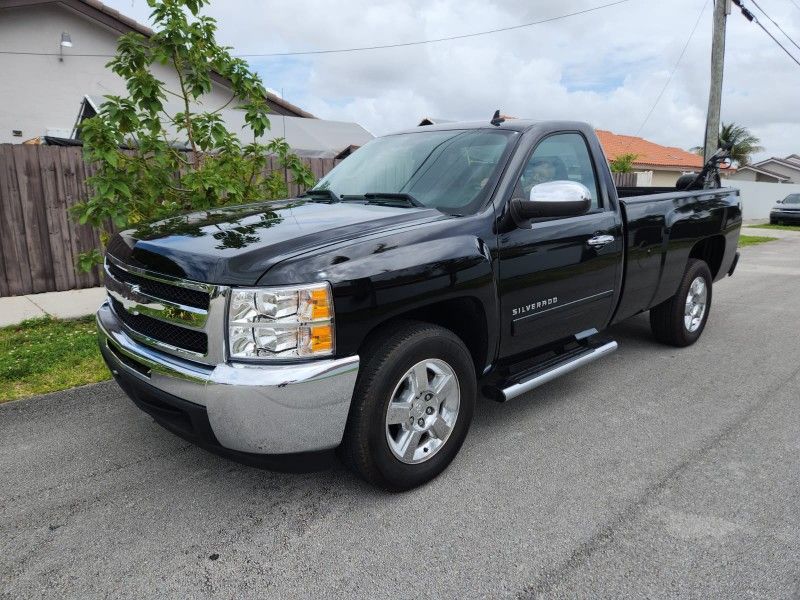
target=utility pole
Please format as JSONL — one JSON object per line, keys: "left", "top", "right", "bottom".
{"left": 703, "top": 0, "right": 731, "bottom": 162}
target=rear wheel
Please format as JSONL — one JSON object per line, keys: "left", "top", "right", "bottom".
{"left": 649, "top": 259, "right": 713, "bottom": 347}
{"left": 340, "top": 321, "right": 476, "bottom": 491}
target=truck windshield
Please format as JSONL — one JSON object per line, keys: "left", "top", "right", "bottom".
{"left": 311, "top": 129, "right": 518, "bottom": 214}
{"left": 783, "top": 194, "right": 800, "bottom": 204}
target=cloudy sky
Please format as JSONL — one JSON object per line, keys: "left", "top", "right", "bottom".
{"left": 103, "top": 0, "right": 800, "bottom": 160}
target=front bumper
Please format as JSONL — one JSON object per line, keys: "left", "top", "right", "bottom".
{"left": 97, "top": 302, "right": 359, "bottom": 455}
{"left": 770, "top": 211, "right": 800, "bottom": 224}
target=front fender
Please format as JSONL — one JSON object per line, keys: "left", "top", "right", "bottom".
{"left": 258, "top": 215, "right": 498, "bottom": 367}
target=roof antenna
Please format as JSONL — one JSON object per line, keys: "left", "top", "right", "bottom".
{"left": 490, "top": 110, "right": 505, "bottom": 126}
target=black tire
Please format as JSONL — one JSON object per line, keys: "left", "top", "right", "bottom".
{"left": 649, "top": 259, "right": 713, "bottom": 347}
{"left": 340, "top": 321, "right": 476, "bottom": 491}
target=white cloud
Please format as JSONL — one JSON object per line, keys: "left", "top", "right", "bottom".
{"left": 105, "top": 0, "right": 800, "bottom": 160}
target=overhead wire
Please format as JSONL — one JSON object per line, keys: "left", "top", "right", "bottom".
{"left": 750, "top": 0, "right": 800, "bottom": 52}
{"left": 733, "top": 0, "right": 800, "bottom": 67}
{"left": 237, "top": 0, "right": 635, "bottom": 57}
{"left": 633, "top": 0, "right": 709, "bottom": 136}
{"left": 0, "top": 0, "right": 635, "bottom": 58}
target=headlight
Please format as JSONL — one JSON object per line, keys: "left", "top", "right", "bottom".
{"left": 227, "top": 282, "right": 334, "bottom": 360}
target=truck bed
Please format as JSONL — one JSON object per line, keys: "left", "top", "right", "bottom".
{"left": 612, "top": 186, "right": 741, "bottom": 324}
{"left": 615, "top": 186, "right": 683, "bottom": 198}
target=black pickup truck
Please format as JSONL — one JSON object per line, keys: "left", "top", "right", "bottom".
{"left": 97, "top": 119, "right": 742, "bottom": 490}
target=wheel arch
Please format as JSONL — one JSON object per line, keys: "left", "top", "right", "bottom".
{"left": 689, "top": 235, "right": 726, "bottom": 278}
{"left": 357, "top": 296, "right": 490, "bottom": 376}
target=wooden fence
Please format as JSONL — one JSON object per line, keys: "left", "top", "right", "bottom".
{"left": 0, "top": 144, "right": 339, "bottom": 297}
{"left": 611, "top": 172, "right": 638, "bottom": 187}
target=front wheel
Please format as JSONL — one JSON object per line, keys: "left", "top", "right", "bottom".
{"left": 649, "top": 259, "right": 713, "bottom": 347}
{"left": 340, "top": 321, "right": 476, "bottom": 491}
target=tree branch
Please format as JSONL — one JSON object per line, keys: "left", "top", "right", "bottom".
{"left": 210, "top": 92, "right": 238, "bottom": 115}
{"left": 172, "top": 50, "right": 201, "bottom": 170}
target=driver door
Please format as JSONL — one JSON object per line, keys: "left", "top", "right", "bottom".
{"left": 497, "top": 132, "right": 623, "bottom": 359}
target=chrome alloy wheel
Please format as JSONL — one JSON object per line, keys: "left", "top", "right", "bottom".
{"left": 384, "top": 358, "right": 461, "bottom": 464}
{"left": 684, "top": 276, "right": 708, "bottom": 333}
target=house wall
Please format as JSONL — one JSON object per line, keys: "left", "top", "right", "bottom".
{"left": 721, "top": 179, "right": 800, "bottom": 220}
{"left": 755, "top": 172, "right": 784, "bottom": 183}
{"left": 728, "top": 170, "right": 758, "bottom": 182}
{"left": 0, "top": 3, "right": 234, "bottom": 143}
{"left": 752, "top": 160, "right": 800, "bottom": 182}
{"left": 648, "top": 169, "right": 685, "bottom": 187}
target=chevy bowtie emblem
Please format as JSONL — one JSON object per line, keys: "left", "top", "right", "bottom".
{"left": 127, "top": 285, "right": 142, "bottom": 315}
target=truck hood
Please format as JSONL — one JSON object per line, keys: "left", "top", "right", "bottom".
{"left": 106, "top": 199, "right": 443, "bottom": 285}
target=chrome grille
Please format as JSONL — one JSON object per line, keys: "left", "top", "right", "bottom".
{"left": 109, "top": 296, "right": 208, "bottom": 354}
{"left": 104, "top": 256, "right": 228, "bottom": 364}
{"left": 107, "top": 262, "right": 210, "bottom": 310}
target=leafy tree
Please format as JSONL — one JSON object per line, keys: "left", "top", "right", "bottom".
{"left": 691, "top": 122, "right": 764, "bottom": 167}
{"left": 609, "top": 153, "right": 639, "bottom": 173}
{"left": 73, "top": 0, "right": 315, "bottom": 270}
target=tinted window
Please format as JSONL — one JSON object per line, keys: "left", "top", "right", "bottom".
{"left": 313, "top": 129, "right": 517, "bottom": 214}
{"left": 784, "top": 194, "right": 800, "bottom": 204}
{"left": 519, "top": 133, "right": 600, "bottom": 210}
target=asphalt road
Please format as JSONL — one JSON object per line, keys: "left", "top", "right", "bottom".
{"left": 2, "top": 230, "right": 800, "bottom": 600}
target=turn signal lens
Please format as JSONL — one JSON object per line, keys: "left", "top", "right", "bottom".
{"left": 299, "top": 287, "right": 332, "bottom": 321}
{"left": 308, "top": 324, "right": 333, "bottom": 355}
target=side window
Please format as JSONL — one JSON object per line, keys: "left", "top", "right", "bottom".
{"left": 518, "top": 133, "right": 601, "bottom": 210}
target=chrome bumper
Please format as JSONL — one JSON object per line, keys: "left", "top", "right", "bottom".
{"left": 97, "top": 301, "right": 359, "bottom": 454}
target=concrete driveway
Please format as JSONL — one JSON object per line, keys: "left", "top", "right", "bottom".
{"left": 2, "top": 232, "right": 799, "bottom": 599}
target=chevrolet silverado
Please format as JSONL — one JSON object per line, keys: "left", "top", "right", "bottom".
{"left": 97, "top": 118, "right": 742, "bottom": 490}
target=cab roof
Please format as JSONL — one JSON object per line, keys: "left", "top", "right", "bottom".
{"left": 387, "top": 119, "right": 592, "bottom": 136}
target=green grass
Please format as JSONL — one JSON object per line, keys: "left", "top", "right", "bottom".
{"left": 738, "top": 234, "right": 778, "bottom": 248}
{"left": 0, "top": 316, "right": 110, "bottom": 403}
{"left": 749, "top": 223, "right": 800, "bottom": 232}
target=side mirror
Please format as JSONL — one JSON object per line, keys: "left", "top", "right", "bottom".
{"left": 510, "top": 180, "right": 592, "bottom": 224}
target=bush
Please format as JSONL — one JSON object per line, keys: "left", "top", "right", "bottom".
{"left": 609, "top": 152, "right": 639, "bottom": 173}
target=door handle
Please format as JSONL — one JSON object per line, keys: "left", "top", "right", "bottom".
{"left": 587, "top": 234, "right": 615, "bottom": 247}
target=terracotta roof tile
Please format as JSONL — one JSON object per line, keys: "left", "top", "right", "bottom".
{"left": 596, "top": 129, "right": 703, "bottom": 170}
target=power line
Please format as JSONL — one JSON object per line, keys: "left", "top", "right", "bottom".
{"left": 753, "top": 17, "right": 800, "bottom": 65}
{"left": 634, "top": 0, "right": 709, "bottom": 136}
{"left": 751, "top": 0, "right": 800, "bottom": 52}
{"left": 733, "top": 0, "right": 800, "bottom": 67}
{"left": 788, "top": 0, "right": 800, "bottom": 12}
{"left": 239, "top": 0, "right": 635, "bottom": 57}
{"left": 0, "top": 0, "right": 634, "bottom": 59}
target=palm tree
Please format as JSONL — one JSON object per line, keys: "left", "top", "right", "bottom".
{"left": 691, "top": 122, "right": 764, "bottom": 167}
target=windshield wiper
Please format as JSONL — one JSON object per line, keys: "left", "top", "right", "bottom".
{"left": 363, "top": 192, "right": 424, "bottom": 208}
{"left": 303, "top": 189, "right": 340, "bottom": 203}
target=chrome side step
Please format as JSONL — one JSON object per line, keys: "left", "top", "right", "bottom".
{"left": 499, "top": 341, "right": 618, "bottom": 402}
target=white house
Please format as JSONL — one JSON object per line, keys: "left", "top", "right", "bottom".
{"left": 0, "top": 0, "right": 372, "bottom": 156}
{"left": 728, "top": 155, "right": 800, "bottom": 184}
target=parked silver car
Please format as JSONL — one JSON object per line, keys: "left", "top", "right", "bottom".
{"left": 770, "top": 193, "right": 800, "bottom": 225}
